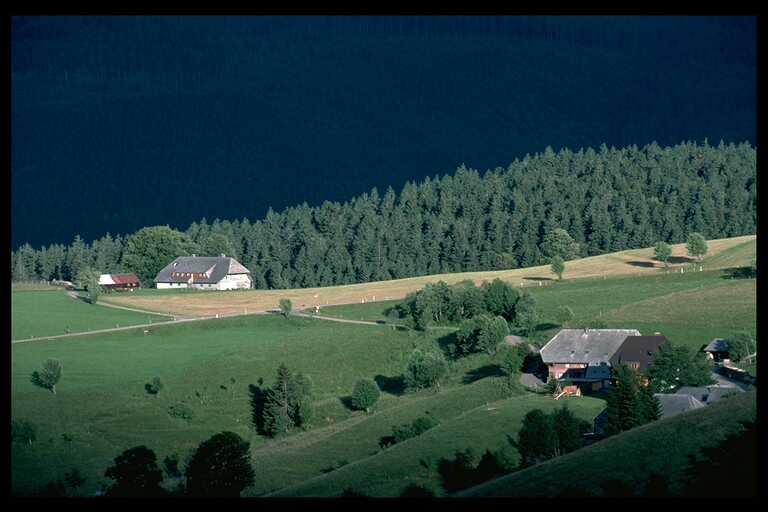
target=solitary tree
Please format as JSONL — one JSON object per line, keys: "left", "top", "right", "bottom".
{"left": 550, "top": 256, "right": 565, "bottom": 281}
{"left": 552, "top": 405, "right": 586, "bottom": 456}
{"left": 350, "top": 379, "right": 381, "bottom": 412}
{"left": 516, "top": 409, "right": 557, "bottom": 467}
{"left": 555, "top": 305, "right": 574, "bottom": 327}
{"left": 185, "top": 431, "right": 255, "bottom": 497}
{"left": 686, "top": 232, "right": 708, "bottom": 262}
{"left": 31, "top": 359, "right": 63, "bottom": 394}
{"left": 104, "top": 445, "right": 166, "bottom": 497}
{"left": 403, "top": 349, "right": 448, "bottom": 391}
{"left": 653, "top": 241, "right": 672, "bottom": 268}
{"left": 279, "top": 299, "right": 292, "bottom": 318}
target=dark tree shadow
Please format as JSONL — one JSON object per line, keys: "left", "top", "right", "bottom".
{"left": 523, "top": 276, "right": 554, "bottom": 282}
{"left": 721, "top": 266, "right": 756, "bottom": 280}
{"left": 374, "top": 375, "right": 406, "bottom": 396}
{"left": 437, "top": 331, "right": 460, "bottom": 360}
{"left": 248, "top": 379, "right": 268, "bottom": 435}
{"left": 522, "top": 353, "right": 546, "bottom": 376}
{"left": 626, "top": 260, "right": 657, "bottom": 268}
{"left": 535, "top": 322, "right": 559, "bottom": 331}
{"left": 669, "top": 255, "right": 695, "bottom": 264}
{"left": 463, "top": 364, "right": 505, "bottom": 384}
{"left": 339, "top": 395, "right": 356, "bottom": 411}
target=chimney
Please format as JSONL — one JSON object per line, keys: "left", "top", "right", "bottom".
{"left": 192, "top": 254, "right": 196, "bottom": 257}
{"left": 220, "top": 253, "right": 226, "bottom": 257}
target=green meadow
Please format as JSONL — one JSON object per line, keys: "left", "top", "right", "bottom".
{"left": 10, "top": 238, "right": 756, "bottom": 496}
{"left": 323, "top": 267, "right": 756, "bottom": 354}
{"left": 11, "top": 290, "right": 171, "bottom": 341}
{"left": 461, "top": 390, "right": 756, "bottom": 497}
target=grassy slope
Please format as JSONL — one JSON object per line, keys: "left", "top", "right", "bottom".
{"left": 265, "top": 392, "right": 604, "bottom": 497}
{"left": 11, "top": 314, "right": 449, "bottom": 495}
{"left": 100, "top": 235, "right": 755, "bottom": 317}
{"left": 11, "top": 290, "right": 171, "bottom": 340}
{"left": 459, "top": 390, "right": 756, "bottom": 497}
{"left": 322, "top": 269, "right": 756, "bottom": 353}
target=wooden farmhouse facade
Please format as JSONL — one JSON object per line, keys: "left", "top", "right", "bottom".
{"left": 154, "top": 255, "right": 252, "bottom": 291}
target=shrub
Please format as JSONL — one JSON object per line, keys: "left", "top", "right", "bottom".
{"left": 391, "top": 415, "right": 439, "bottom": 444}
{"left": 350, "top": 379, "right": 381, "bottom": 412}
{"left": 279, "top": 299, "right": 292, "bottom": 317}
{"left": 168, "top": 403, "right": 195, "bottom": 421}
{"left": 403, "top": 349, "right": 448, "bottom": 391}
{"left": 30, "top": 358, "right": 63, "bottom": 394}
{"left": 145, "top": 377, "right": 164, "bottom": 395}
{"left": 11, "top": 419, "right": 36, "bottom": 446}
{"left": 163, "top": 454, "right": 181, "bottom": 478}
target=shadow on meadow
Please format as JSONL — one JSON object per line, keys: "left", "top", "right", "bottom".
{"left": 373, "top": 375, "right": 406, "bottom": 396}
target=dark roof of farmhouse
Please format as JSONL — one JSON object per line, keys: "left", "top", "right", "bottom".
{"left": 540, "top": 329, "right": 641, "bottom": 365}
{"left": 154, "top": 255, "right": 250, "bottom": 284}
{"left": 610, "top": 335, "right": 668, "bottom": 372}
{"left": 704, "top": 338, "right": 730, "bottom": 353}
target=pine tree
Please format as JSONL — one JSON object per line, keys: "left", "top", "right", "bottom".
{"left": 637, "top": 384, "right": 661, "bottom": 423}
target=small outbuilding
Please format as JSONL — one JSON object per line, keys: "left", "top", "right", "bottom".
{"left": 98, "top": 273, "right": 141, "bottom": 291}
{"left": 654, "top": 393, "right": 706, "bottom": 418}
{"left": 703, "top": 338, "right": 730, "bottom": 362}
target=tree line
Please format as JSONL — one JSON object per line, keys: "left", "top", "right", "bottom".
{"left": 12, "top": 141, "right": 756, "bottom": 289}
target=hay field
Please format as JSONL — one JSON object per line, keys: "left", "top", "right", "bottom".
{"left": 100, "top": 235, "right": 755, "bottom": 318}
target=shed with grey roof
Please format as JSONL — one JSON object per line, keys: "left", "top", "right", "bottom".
{"left": 154, "top": 254, "right": 252, "bottom": 290}
{"left": 702, "top": 338, "right": 730, "bottom": 362}
{"left": 654, "top": 393, "right": 706, "bottom": 418}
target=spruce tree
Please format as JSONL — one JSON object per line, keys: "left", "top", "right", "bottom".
{"left": 516, "top": 409, "right": 557, "bottom": 467}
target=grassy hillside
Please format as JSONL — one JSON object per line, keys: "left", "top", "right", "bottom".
{"left": 11, "top": 290, "right": 171, "bottom": 341}
{"left": 12, "top": 314, "right": 500, "bottom": 495}
{"left": 459, "top": 390, "right": 756, "bottom": 497}
{"left": 321, "top": 266, "right": 756, "bottom": 354}
{"left": 264, "top": 393, "right": 604, "bottom": 497}
{"left": 100, "top": 235, "right": 755, "bottom": 317}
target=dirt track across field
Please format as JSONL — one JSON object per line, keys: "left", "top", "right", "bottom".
{"left": 100, "top": 235, "right": 755, "bottom": 318}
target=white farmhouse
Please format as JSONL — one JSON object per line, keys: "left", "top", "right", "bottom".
{"left": 154, "top": 254, "right": 252, "bottom": 290}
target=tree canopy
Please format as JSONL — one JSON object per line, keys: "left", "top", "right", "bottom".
{"left": 185, "top": 431, "right": 255, "bottom": 497}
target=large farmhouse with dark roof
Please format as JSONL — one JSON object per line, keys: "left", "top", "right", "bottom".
{"left": 539, "top": 329, "right": 641, "bottom": 390}
{"left": 154, "top": 254, "right": 252, "bottom": 290}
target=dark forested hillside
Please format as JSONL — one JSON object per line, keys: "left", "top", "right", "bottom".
{"left": 12, "top": 141, "right": 757, "bottom": 289}
{"left": 11, "top": 16, "right": 756, "bottom": 248}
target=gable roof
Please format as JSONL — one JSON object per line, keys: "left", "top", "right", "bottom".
{"left": 610, "top": 335, "right": 668, "bottom": 372}
{"left": 704, "top": 338, "right": 730, "bottom": 353}
{"left": 99, "top": 273, "right": 140, "bottom": 285}
{"left": 154, "top": 256, "right": 251, "bottom": 284}
{"left": 539, "top": 329, "right": 641, "bottom": 365}
{"left": 111, "top": 273, "right": 140, "bottom": 285}
{"left": 654, "top": 393, "right": 706, "bottom": 418}
{"left": 675, "top": 385, "right": 742, "bottom": 405}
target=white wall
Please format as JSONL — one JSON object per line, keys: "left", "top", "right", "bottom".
{"left": 216, "top": 273, "right": 252, "bottom": 291}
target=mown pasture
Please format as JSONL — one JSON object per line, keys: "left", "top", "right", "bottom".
{"left": 11, "top": 290, "right": 171, "bottom": 341}
{"left": 12, "top": 314, "right": 522, "bottom": 495}
{"left": 98, "top": 235, "right": 755, "bottom": 317}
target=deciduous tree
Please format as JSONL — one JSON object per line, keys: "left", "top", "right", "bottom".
{"left": 185, "top": 431, "right": 255, "bottom": 497}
